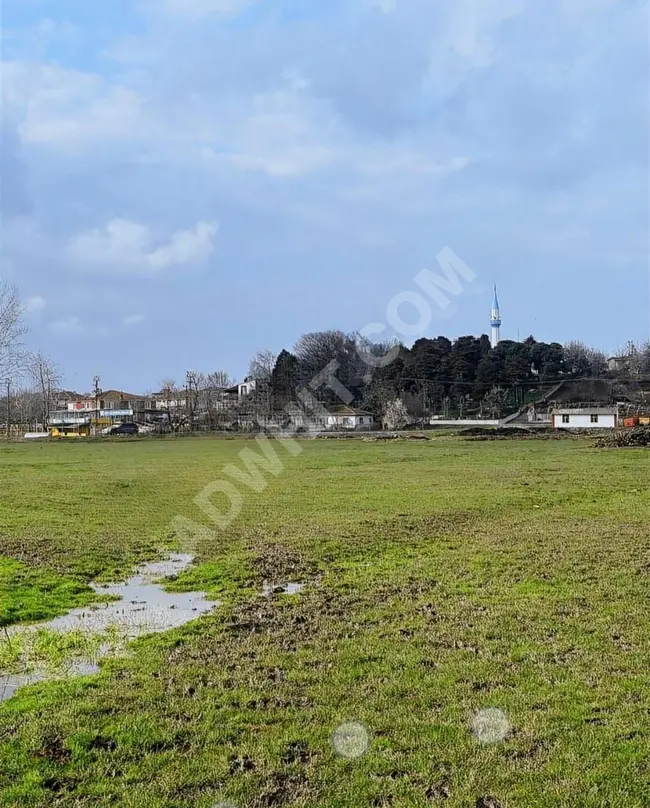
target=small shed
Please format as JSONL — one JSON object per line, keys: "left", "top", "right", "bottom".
{"left": 552, "top": 407, "right": 618, "bottom": 430}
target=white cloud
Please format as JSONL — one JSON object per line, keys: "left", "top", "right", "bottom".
{"left": 123, "top": 313, "right": 146, "bottom": 326}
{"left": 67, "top": 219, "right": 218, "bottom": 274}
{"left": 50, "top": 316, "right": 82, "bottom": 334}
{"left": 207, "top": 78, "right": 339, "bottom": 177}
{"left": 24, "top": 295, "right": 47, "bottom": 314}
{"left": 2, "top": 61, "right": 145, "bottom": 150}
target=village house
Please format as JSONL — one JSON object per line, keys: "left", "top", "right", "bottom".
{"left": 324, "top": 405, "right": 374, "bottom": 431}
{"left": 552, "top": 407, "right": 618, "bottom": 429}
{"left": 49, "top": 390, "right": 154, "bottom": 429}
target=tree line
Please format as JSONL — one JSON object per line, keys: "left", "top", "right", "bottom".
{"left": 247, "top": 332, "right": 650, "bottom": 422}
{"left": 2, "top": 281, "right": 649, "bottom": 430}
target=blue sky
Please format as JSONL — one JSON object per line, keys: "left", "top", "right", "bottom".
{"left": 2, "top": 0, "right": 648, "bottom": 392}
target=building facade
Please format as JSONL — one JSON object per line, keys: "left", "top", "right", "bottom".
{"left": 324, "top": 406, "right": 374, "bottom": 430}
{"left": 552, "top": 408, "right": 618, "bottom": 429}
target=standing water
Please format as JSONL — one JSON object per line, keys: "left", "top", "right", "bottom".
{"left": 1, "top": 554, "right": 220, "bottom": 703}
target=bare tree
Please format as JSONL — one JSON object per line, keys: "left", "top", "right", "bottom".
{"left": 0, "top": 283, "right": 27, "bottom": 380}
{"left": 482, "top": 385, "right": 508, "bottom": 419}
{"left": 640, "top": 341, "right": 650, "bottom": 375}
{"left": 159, "top": 379, "right": 184, "bottom": 433}
{"left": 564, "top": 340, "right": 607, "bottom": 377}
{"left": 248, "top": 349, "right": 276, "bottom": 418}
{"left": 206, "top": 369, "right": 234, "bottom": 389}
{"left": 11, "top": 387, "right": 41, "bottom": 430}
{"left": 248, "top": 350, "right": 276, "bottom": 383}
{"left": 294, "top": 330, "right": 366, "bottom": 403}
{"left": 202, "top": 370, "right": 236, "bottom": 428}
{"left": 28, "top": 352, "right": 62, "bottom": 427}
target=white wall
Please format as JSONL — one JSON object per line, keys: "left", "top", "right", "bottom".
{"left": 554, "top": 414, "right": 617, "bottom": 429}
{"left": 325, "top": 415, "right": 374, "bottom": 429}
{"left": 429, "top": 419, "right": 501, "bottom": 427}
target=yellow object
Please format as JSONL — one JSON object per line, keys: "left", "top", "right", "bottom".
{"left": 49, "top": 424, "right": 91, "bottom": 438}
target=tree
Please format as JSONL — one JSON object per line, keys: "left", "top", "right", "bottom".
{"left": 270, "top": 350, "right": 299, "bottom": 411}
{"left": 202, "top": 370, "right": 236, "bottom": 428}
{"left": 158, "top": 379, "right": 189, "bottom": 433}
{"left": 205, "top": 370, "right": 233, "bottom": 390}
{"left": 563, "top": 341, "right": 591, "bottom": 376}
{"left": 640, "top": 342, "right": 650, "bottom": 375}
{"left": 482, "top": 386, "right": 508, "bottom": 419}
{"left": 530, "top": 342, "right": 564, "bottom": 380}
{"left": 248, "top": 349, "right": 277, "bottom": 417}
{"left": 382, "top": 398, "right": 409, "bottom": 431}
{"left": 294, "top": 330, "right": 366, "bottom": 405}
{"left": 28, "top": 352, "right": 61, "bottom": 427}
{"left": 0, "top": 283, "right": 27, "bottom": 380}
{"left": 564, "top": 341, "right": 606, "bottom": 378}
{"left": 476, "top": 353, "right": 504, "bottom": 395}
{"left": 361, "top": 348, "right": 410, "bottom": 417}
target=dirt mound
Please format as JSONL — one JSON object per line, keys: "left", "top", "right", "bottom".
{"left": 460, "top": 426, "right": 559, "bottom": 441}
{"left": 595, "top": 426, "right": 650, "bottom": 448}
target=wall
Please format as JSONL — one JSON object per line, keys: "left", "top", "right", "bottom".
{"left": 554, "top": 414, "right": 617, "bottom": 429}
{"left": 429, "top": 419, "right": 501, "bottom": 427}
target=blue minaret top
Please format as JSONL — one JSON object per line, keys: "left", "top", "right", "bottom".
{"left": 490, "top": 285, "right": 501, "bottom": 327}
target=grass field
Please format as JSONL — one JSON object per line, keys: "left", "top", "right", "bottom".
{"left": 0, "top": 435, "right": 649, "bottom": 807}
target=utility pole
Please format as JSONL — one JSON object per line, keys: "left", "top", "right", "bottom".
{"left": 93, "top": 375, "right": 101, "bottom": 436}
{"left": 186, "top": 370, "right": 193, "bottom": 433}
{"left": 6, "top": 378, "right": 10, "bottom": 442}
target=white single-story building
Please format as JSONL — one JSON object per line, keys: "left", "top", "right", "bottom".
{"left": 325, "top": 406, "right": 374, "bottom": 430}
{"left": 552, "top": 407, "right": 618, "bottom": 429}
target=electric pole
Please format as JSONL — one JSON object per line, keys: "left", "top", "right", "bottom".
{"left": 93, "top": 375, "right": 101, "bottom": 436}
{"left": 6, "top": 378, "right": 10, "bottom": 442}
{"left": 186, "top": 370, "right": 194, "bottom": 433}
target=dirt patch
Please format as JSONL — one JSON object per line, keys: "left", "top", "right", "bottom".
{"left": 476, "top": 798, "right": 502, "bottom": 808}
{"left": 250, "top": 542, "right": 318, "bottom": 589}
{"left": 460, "top": 426, "right": 566, "bottom": 441}
{"left": 249, "top": 770, "right": 319, "bottom": 807}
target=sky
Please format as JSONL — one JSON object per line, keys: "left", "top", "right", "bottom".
{"left": 1, "top": 0, "right": 649, "bottom": 393}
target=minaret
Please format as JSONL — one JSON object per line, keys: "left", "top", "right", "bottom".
{"left": 490, "top": 285, "right": 501, "bottom": 349}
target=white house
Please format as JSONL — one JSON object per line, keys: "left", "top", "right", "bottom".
{"left": 325, "top": 406, "right": 374, "bottom": 430}
{"left": 238, "top": 378, "right": 257, "bottom": 399}
{"left": 552, "top": 407, "right": 618, "bottom": 429}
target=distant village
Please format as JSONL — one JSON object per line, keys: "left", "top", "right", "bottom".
{"left": 2, "top": 283, "right": 649, "bottom": 438}
{"left": 6, "top": 336, "right": 650, "bottom": 439}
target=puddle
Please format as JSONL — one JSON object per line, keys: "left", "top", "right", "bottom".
{"left": 1, "top": 554, "right": 219, "bottom": 703}
{"left": 1, "top": 660, "right": 99, "bottom": 704}
{"left": 9, "top": 554, "right": 218, "bottom": 639}
{"left": 261, "top": 582, "right": 305, "bottom": 597}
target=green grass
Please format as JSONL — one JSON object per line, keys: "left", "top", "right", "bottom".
{"left": 1, "top": 435, "right": 649, "bottom": 807}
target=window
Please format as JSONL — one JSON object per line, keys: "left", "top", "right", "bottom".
{"left": 590, "top": 414, "right": 599, "bottom": 423}
{"left": 562, "top": 414, "right": 570, "bottom": 424}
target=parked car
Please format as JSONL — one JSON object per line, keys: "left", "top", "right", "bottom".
{"left": 110, "top": 422, "right": 139, "bottom": 436}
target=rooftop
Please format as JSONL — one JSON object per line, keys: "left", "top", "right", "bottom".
{"left": 328, "top": 405, "right": 374, "bottom": 416}
{"left": 553, "top": 407, "right": 618, "bottom": 415}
